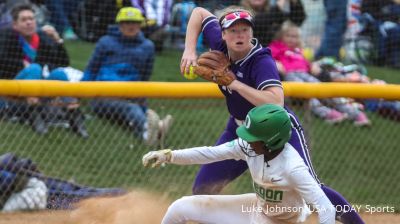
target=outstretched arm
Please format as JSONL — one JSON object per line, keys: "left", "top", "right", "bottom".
{"left": 180, "top": 7, "right": 214, "bottom": 75}
{"left": 142, "top": 140, "right": 245, "bottom": 168}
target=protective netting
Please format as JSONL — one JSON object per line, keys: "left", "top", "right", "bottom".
{"left": 0, "top": 0, "right": 399, "bottom": 218}
{"left": 0, "top": 98, "right": 399, "bottom": 209}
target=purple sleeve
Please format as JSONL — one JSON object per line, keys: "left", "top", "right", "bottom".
{"left": 201, "top": 16, "right": 226, "bottom": 51}
{"left": 252, "top": 54, "right": 283, "bottom": 90}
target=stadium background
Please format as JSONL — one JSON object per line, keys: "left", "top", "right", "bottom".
{"left": 0, "top": 0, "right": 399, "bottom": 222}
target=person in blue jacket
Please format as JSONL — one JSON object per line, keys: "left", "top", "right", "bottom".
{"left": 83, "top": 7, "right": 173, "bottom": 146}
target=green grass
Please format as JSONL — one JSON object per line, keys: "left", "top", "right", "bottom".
{"left": 1, "top": 41, "right": 399, "bottom": 209}
{"left": 66, "top": 40, "right": 184, "bottom": 81}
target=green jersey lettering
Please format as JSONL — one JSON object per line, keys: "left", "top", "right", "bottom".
{"left": 253, "top": 181, "right": 283, "bottom": 203}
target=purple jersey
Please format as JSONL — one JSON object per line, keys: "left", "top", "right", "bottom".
{"left": 194, "top": 18, "right": 365, "bottom": 224}
{"left": 202, "top": 16, "right": 291, "bottom": 120}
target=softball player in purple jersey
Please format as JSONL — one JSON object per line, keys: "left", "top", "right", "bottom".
{"left": 180, "top": 7, "right": 364, "bottom": 224}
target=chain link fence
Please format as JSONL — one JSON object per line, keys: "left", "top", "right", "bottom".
{"left": 0, "top": 97, "right": 399, "bottom": 210}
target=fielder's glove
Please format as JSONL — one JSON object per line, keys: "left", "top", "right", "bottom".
{"left": 142, "top": 149, "right": 172, "bottom": 168}
{"left": 194, "top": 50, "right": 236, "bottom": 86}
{"left": 2, "top": 177, "right": 48, "bottom": 212}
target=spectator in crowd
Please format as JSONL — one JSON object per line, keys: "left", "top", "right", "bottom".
{"left": 169, "top": 0, "right": 198, "bottom": 50}
{"left": 0, "top": 152, "right": 125, "bottom": 211}
{"left": 194, "top": 0, "right": 240, "bottom": 11}
{"left": 270, "top": 21, "right": 371, "bottom": 126}
{"left": 315, "top": 0, "right": 348, "bottom": 60}
{"left": 317, "top": 58, "right": 400, "bottom": 122}
{"left": 241, "top": 0, "right": 305, "bottom": 46}
{"left": 361, "top": 0, "right": 400, "bottom": 68}
{"left": 0, "top": 0, "right": 49, "bottom": 29}
{"left": 44, "top": 0, "right": 78, "bottom": 40}
{"left": 0, "top": 3, "right": 89, "bottom": 137}
{"left": 69, "top": 1, "right": 122, "bottom": 42}
{"left": 130, "top": 0, "right": 174, "bottom": 52}
{"left": 133, "top": 0, "right": 174, "bottom": 29}
{"left": 83, "top": 7, "right": 173, "bottom": 146}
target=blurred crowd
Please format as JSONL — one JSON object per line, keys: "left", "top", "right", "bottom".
{"left": 0, "top": 0, "right": 399, "bottom": 138}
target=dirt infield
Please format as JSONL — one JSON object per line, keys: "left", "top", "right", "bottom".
{"left": 0, "top": 190, "right": 171, "bottom": 224}
{"left": 0, "top": 191, "right": 398, "bottom": 224}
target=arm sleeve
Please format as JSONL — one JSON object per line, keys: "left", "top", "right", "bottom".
{"left": 201, "top": 16, "right": 226, "bottom": 51}
{"left": 0, "top": 31, "right": 22, "bottom": 79}
{"left": 252, "top": 55, "right": 283, "bottom": 91}
{"left": 53, "top": 44, "right": 70, "bottom": 67}
{"left": 39, "top": 33, "right": 69, "bottom": 68}
{"left": 140, "top": 41, "right": 155, "bottom": 81}
{"left": 82, "top": 39, "right": 106, "bottom": 81}
{"left": 288, "top": 166, "right": 336, "bottom": 224}
{"left": 171, "top": 139, "right": 246, "bottom": 165}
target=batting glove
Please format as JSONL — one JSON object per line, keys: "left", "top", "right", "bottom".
{"left": 2, "top": 177, "right": 48, "bottom": 212}
{"left": 142, "top": 149, "right": 172, "bottom": 168}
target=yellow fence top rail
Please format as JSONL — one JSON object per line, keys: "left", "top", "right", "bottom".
{"left": 0, "top": 80, "right": 399, "bottom": 100}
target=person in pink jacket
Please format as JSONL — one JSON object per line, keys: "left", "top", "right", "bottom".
{"left": 269, "top": 21, "right": 370, "bottom": 126}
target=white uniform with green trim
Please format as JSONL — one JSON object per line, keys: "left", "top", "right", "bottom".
{"left": 162, "top": 139, "right": 335, "bottom": 224}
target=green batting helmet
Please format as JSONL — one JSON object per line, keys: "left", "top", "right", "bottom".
{"left": 236, "top": 104, "right": 292, "bottom": 151}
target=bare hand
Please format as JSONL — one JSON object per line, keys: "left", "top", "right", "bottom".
{"left": 41, "top": 25, "right": 62, "bottom": 43}
{"left": 180, "top": 49, "right": 198, "bottom": 75}
{"left": 23, "top": 60, "right": 30, "bottom": 68}
{"left": 310, "top": 62, "right": 322, "bottom": 76}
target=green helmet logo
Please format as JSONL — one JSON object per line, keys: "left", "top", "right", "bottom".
{"left": 236, "top": 104, "right": 292, "bottom": 151}
{"left": 244, "top": 115, "right": 251, "bottom": 128}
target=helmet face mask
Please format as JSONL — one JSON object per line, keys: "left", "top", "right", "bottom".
{"left": 236, "top": 104, "right": 292, "bottom": 152}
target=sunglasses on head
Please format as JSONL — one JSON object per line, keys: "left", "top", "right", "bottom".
{"left": 225, "top": 11, "right": 251, "bottom": 20}
{"left": 221, "top": 11, "right": 253, "bottom": 29}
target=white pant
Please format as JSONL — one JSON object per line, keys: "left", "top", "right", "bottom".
{"left": 161, "top": 193, "right": 304, "bottom": 224}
